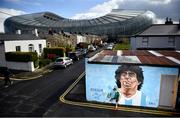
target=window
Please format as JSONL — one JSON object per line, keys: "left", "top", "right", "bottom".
{"left": 168, "top": 36, "right": 175, "bottom": 47}
{"left": 142, "top": 37, "right": 149, "bottom": 47}
{"left": 28, "top": 44, "right": 34, "bottom": 52}
{"left": 39, "top": 44, "right": 42, "bottom": 53}
{"left": 16, "top": 46, "right": 21, "bottom": 51}
{"left": 47, "top": 42, "right": 51, "bottom": 48}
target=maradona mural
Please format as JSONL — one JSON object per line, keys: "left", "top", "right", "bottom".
{"left": 85, "top": 60, "right": 179, "bottom": 108}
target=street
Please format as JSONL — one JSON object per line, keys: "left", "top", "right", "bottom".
{"left": 0, "top": 59, "right": 85, "bottom": 116}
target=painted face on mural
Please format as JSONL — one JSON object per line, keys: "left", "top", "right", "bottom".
{"left": 119, "top": 71, "right": 141, "bottom": 90}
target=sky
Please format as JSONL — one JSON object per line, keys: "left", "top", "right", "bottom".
{"left": 0, "top": 0, "right": 180, "bottom": 32}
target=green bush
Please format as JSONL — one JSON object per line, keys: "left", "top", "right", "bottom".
{"left": 65, "top": 45, "right": 73, "bottom": 53}
{"left": 43, "top": 47, "right": 65, "bottom": 59}
{"left": 39, "top": 58, "right": 51, "bottom": 68}
{"left": 114, "top": 43, "right": 131, "bottom": 50}
{"left": 34, "top": 59, "right": 39, "bottom": 68}
{"left": 5, "top": 52, "right": 38, "bottom": 62}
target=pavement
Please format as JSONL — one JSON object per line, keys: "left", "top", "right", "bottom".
{"left": 0, "top": 63, "right": 54, "bottom": 81}
{"left": 0, "top": 63, "right": 54, "bottom": 89}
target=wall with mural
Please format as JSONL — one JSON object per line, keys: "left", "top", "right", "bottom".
{"left": 85, "top": 59, "right": 179, "bottom": 108}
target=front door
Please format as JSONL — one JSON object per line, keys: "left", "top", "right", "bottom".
{"left": 159, "top": 75, "right": 178, "bottom": 109}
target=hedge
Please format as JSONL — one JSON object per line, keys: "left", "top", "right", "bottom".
{"left": 43, "top": 47, "right": 65, "bottom": 59}
{"left": 39, "top": 58, "right": 51, "bottom": 68}
{"left": 5, "top": 52, "right": 38, "bottom": 62}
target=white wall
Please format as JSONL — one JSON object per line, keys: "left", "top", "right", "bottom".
{"left": 0, "top": 45, "right": 6, "bottom": 67}
{"left": 131, "top": 36, "right": 180, "bottom": 50}
{"left": 130, "top": 37, "right": 136, "bottom": 50}
{"left": 0, "top": 39, "right": 46, "bottom": 71}
{"left": 77, "top": 35, "right": 87, "bottom": 44}
{"left": 4, "top": 39, "right": 46, "bottom": 55}
{"left": 6, "top": 61, "right": 34, "bottom": 71}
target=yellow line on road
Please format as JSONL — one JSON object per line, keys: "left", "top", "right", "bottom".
{"left": 59, "top": 72, "right": 180, "bottom": 116}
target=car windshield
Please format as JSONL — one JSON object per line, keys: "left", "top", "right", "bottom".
{"left": 56, "top": 59, "right": 63, "bottom": 62}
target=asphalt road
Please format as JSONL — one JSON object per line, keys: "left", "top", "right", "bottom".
{"left": 0, "top": 58, "right": 85, "bottom": 117}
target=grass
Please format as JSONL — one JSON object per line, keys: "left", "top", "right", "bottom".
{"left": 114, "top": 43, "right": 131, "bottom": 50}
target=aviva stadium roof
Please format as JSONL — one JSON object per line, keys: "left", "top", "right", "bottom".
{"left": 4, "top": 9, "right": 154, "bottom": 40}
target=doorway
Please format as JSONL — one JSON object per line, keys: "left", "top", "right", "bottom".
{"left": 159, "top": 74, "right": 178, "bottom": 109}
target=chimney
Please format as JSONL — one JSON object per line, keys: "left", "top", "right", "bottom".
{"left": 35, "top": 28, "right": 38, "bottom": 37}
{"left": 16, "top": 29, "right": 21, "bottom": 34}
{"left": 165, "top": 17, "right": 169, "bottom": 24}
{"left": 169, "top": 18, "right": 173, "bottom": 24}
{"left": 32, "top": 29, "right": 39, "bottom": 37}
{"left": 165, "top": 17, "right": 173, "bottom": 25}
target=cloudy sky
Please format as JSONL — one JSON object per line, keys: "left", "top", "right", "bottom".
{"left": 0, "top": 0, "right": 180, "bottom": 32}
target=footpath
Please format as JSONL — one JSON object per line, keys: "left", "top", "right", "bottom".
{"left": 0, "top": 63, "right": 54, "bottom": 80}
{"left": 0, "top": 63, "right": 54, "bottom": 87}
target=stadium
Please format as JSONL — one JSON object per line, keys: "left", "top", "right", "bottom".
{"left": 4, "top": 9, "right": 154, "bottom": 40}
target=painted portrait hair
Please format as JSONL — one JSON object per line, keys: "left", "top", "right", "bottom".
{"left": 115, "top": 65, "right": 144, "bottom": 90}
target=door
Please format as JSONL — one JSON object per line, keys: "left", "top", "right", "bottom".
{"left": 159, "top": 75, "right": 178, "bottom": 109}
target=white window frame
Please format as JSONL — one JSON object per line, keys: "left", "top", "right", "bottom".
{"left": 47, "top": 42, "right": 51, "bottom": 48}
{"left": 168, "top": 36, "right": 175, "bottom": 47}
{"left": 16, "top": 46, "right": 21, "bottom": 51}
{"left": 28, "top": 44, "right": 34, "bottom": 52}
{"left": 39, "top": 44, "right": 42, "bottom": 53}
{"left": 142, "top": 37, "right": 149, "bottom": 47}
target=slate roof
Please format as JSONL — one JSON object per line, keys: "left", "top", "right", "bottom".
{"left": 136, "top": 24, "right": 180, "bottom": 36}
{"left": 0, "top": 34, "right": 41, "bottom": 41}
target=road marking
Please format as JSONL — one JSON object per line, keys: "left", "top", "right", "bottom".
{"left": 59, "top": 72, "right": 180, "bottom": 116}
{"left": 11, "top": 75, "right": 43, "bottom": 81}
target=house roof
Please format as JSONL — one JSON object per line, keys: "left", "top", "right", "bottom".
{"left": 88, "top": 50, "right": 180, "bottom": 67}
{"left": 136, "top": 24, "right": 180, "bottom": 36}
{"left": 0, "top": 34, "right": 41, "bottom": 41}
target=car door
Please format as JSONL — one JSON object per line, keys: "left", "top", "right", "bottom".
{"left": 66, "top": 58, "right": 71, "bottom": 65}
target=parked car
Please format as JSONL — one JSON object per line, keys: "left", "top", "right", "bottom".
{"left": 106, "top": 45, "right": 113, "bottom": 50}
{"left": 77, "top": 48, "right": 88, "bottom": 56}
{"left": 82, "top": 49, "right": 88, "bottom": 55}
{"left": 68, "top": 51, "right": 83, "bottom": 61}
{"left": 54, "top": 57, "right": 73, "bottom": 68}
{"left": 88, "top": 45, "right": 96, "bottom": 52}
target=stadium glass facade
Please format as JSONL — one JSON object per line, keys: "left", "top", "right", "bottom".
{"left": 4, "top": 9, "right": 153, "bottom": 40}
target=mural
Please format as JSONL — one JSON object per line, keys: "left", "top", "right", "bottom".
{"left": 85, "top": 60, "right": 179, "bottom": 108}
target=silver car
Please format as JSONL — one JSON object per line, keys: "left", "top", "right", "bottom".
{"left": 54, "top": 57, "right": 73, "bottom": 68}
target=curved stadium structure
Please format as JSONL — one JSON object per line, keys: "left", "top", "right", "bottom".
{"left": 4, "top": 9, "right": 154, "bottom": 40}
